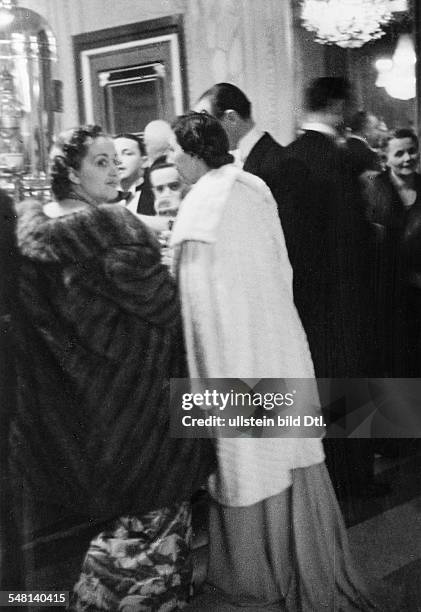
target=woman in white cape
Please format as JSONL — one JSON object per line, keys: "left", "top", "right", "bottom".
{"left": 169, "top": 112, "right": 394, "bottom": 611}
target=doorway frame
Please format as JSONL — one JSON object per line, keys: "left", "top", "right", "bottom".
{"left": 73, "top": 15, "right": 188, "bottom": 125}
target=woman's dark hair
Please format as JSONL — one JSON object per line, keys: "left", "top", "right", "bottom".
{"left": 113, "top": 132, "right": 146, "bottom": 156}
{"left": 171, "top": 112, "right": 234, "bottom": 169}
{"left": 385, "top": 128, "right": 419, "bottom": 150}
{"left": 50, "top": 125, "right": 105, "bottom": 200}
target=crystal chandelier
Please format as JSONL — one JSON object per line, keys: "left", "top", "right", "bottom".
{"left": 300, "top": 0, "right": 394, "bottom": 48}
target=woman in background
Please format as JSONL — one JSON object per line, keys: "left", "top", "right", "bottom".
{"left": 12, "top": 124, "right": 214, "bottom": 611}
{"left": 169, "top": 112, "right": 398, "bottom": 611}
{"left": 364, "top": 128, "right": 421, "bottom": 377}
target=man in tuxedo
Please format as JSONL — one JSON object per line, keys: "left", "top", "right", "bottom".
{"left": 138, "top": 120, "right": 174, "bottom": 216}
{"left": 114, "top": 133, "right": 154, "bottom": 215}
{"left": 285, "top": 77, "right": 386, "bottom": 498}
{"left": 193, "top": 83, "right": 306, "bottom": 258}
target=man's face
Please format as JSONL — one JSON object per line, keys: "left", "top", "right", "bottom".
{"left": 193, "top": 96, "right": 238, "bottom": 149}
{"left": 114, "top": 137, "right": 145, "bottom": 184}
{"left": 150, "top": 165, "right": 183, "bottom": 216}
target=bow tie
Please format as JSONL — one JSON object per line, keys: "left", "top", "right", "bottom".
{"left": 126, "top": 184, "right": 143, "bottom": 203}
{"left": 113, "top": 186, "right": 141, "bottom": 203}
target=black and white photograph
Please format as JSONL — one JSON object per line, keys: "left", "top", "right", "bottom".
{"left": 1, "top": 0, "right": 421, "bottom": 610}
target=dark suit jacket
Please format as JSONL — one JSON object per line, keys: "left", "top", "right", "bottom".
{"left": 346, "top": 135, "right": 381, "bottom": 176}
{"left": 243, "top": 132, "right": 286, "bottom": 190}
{"left": 243, "top": 132, "right": 310, "bottom": 268}
{"left": 285, "top": 130, "right": 377, "bottom": 378}
{"left": 136, "top": 167, "right": 156, "bottom": 216}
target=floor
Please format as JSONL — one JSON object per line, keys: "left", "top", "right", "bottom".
{"left": 345, "top": 448, "right": 421, "bottom": 611}
{"left": 190, "top": 445, "right": 421, "bottom": 610}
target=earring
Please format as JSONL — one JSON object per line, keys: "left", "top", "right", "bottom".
{"left": 68, "top": 168, "right": 80, "bottom": 184}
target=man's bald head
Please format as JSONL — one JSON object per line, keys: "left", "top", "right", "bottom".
{"left": 143, "top": 120, "right": 173, "bottom": 163}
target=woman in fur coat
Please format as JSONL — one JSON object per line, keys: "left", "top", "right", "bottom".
{"left": 169, "top": 112, "right": 398, "bottom": 611}
{"left": 12, "top": 125, "right": 215, "bottom": 611}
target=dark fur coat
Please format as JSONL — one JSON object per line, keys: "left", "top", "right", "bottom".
{"left": 12, "top": 201, "right": 214, "bottom": 542}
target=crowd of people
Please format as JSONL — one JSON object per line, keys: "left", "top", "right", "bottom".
{"left": 1, "top": 76, "right": 418, "bottom": 610}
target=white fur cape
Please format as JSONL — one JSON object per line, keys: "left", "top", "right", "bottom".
{"left": 172, "top": 164, "right": 324, "bottom": 506}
